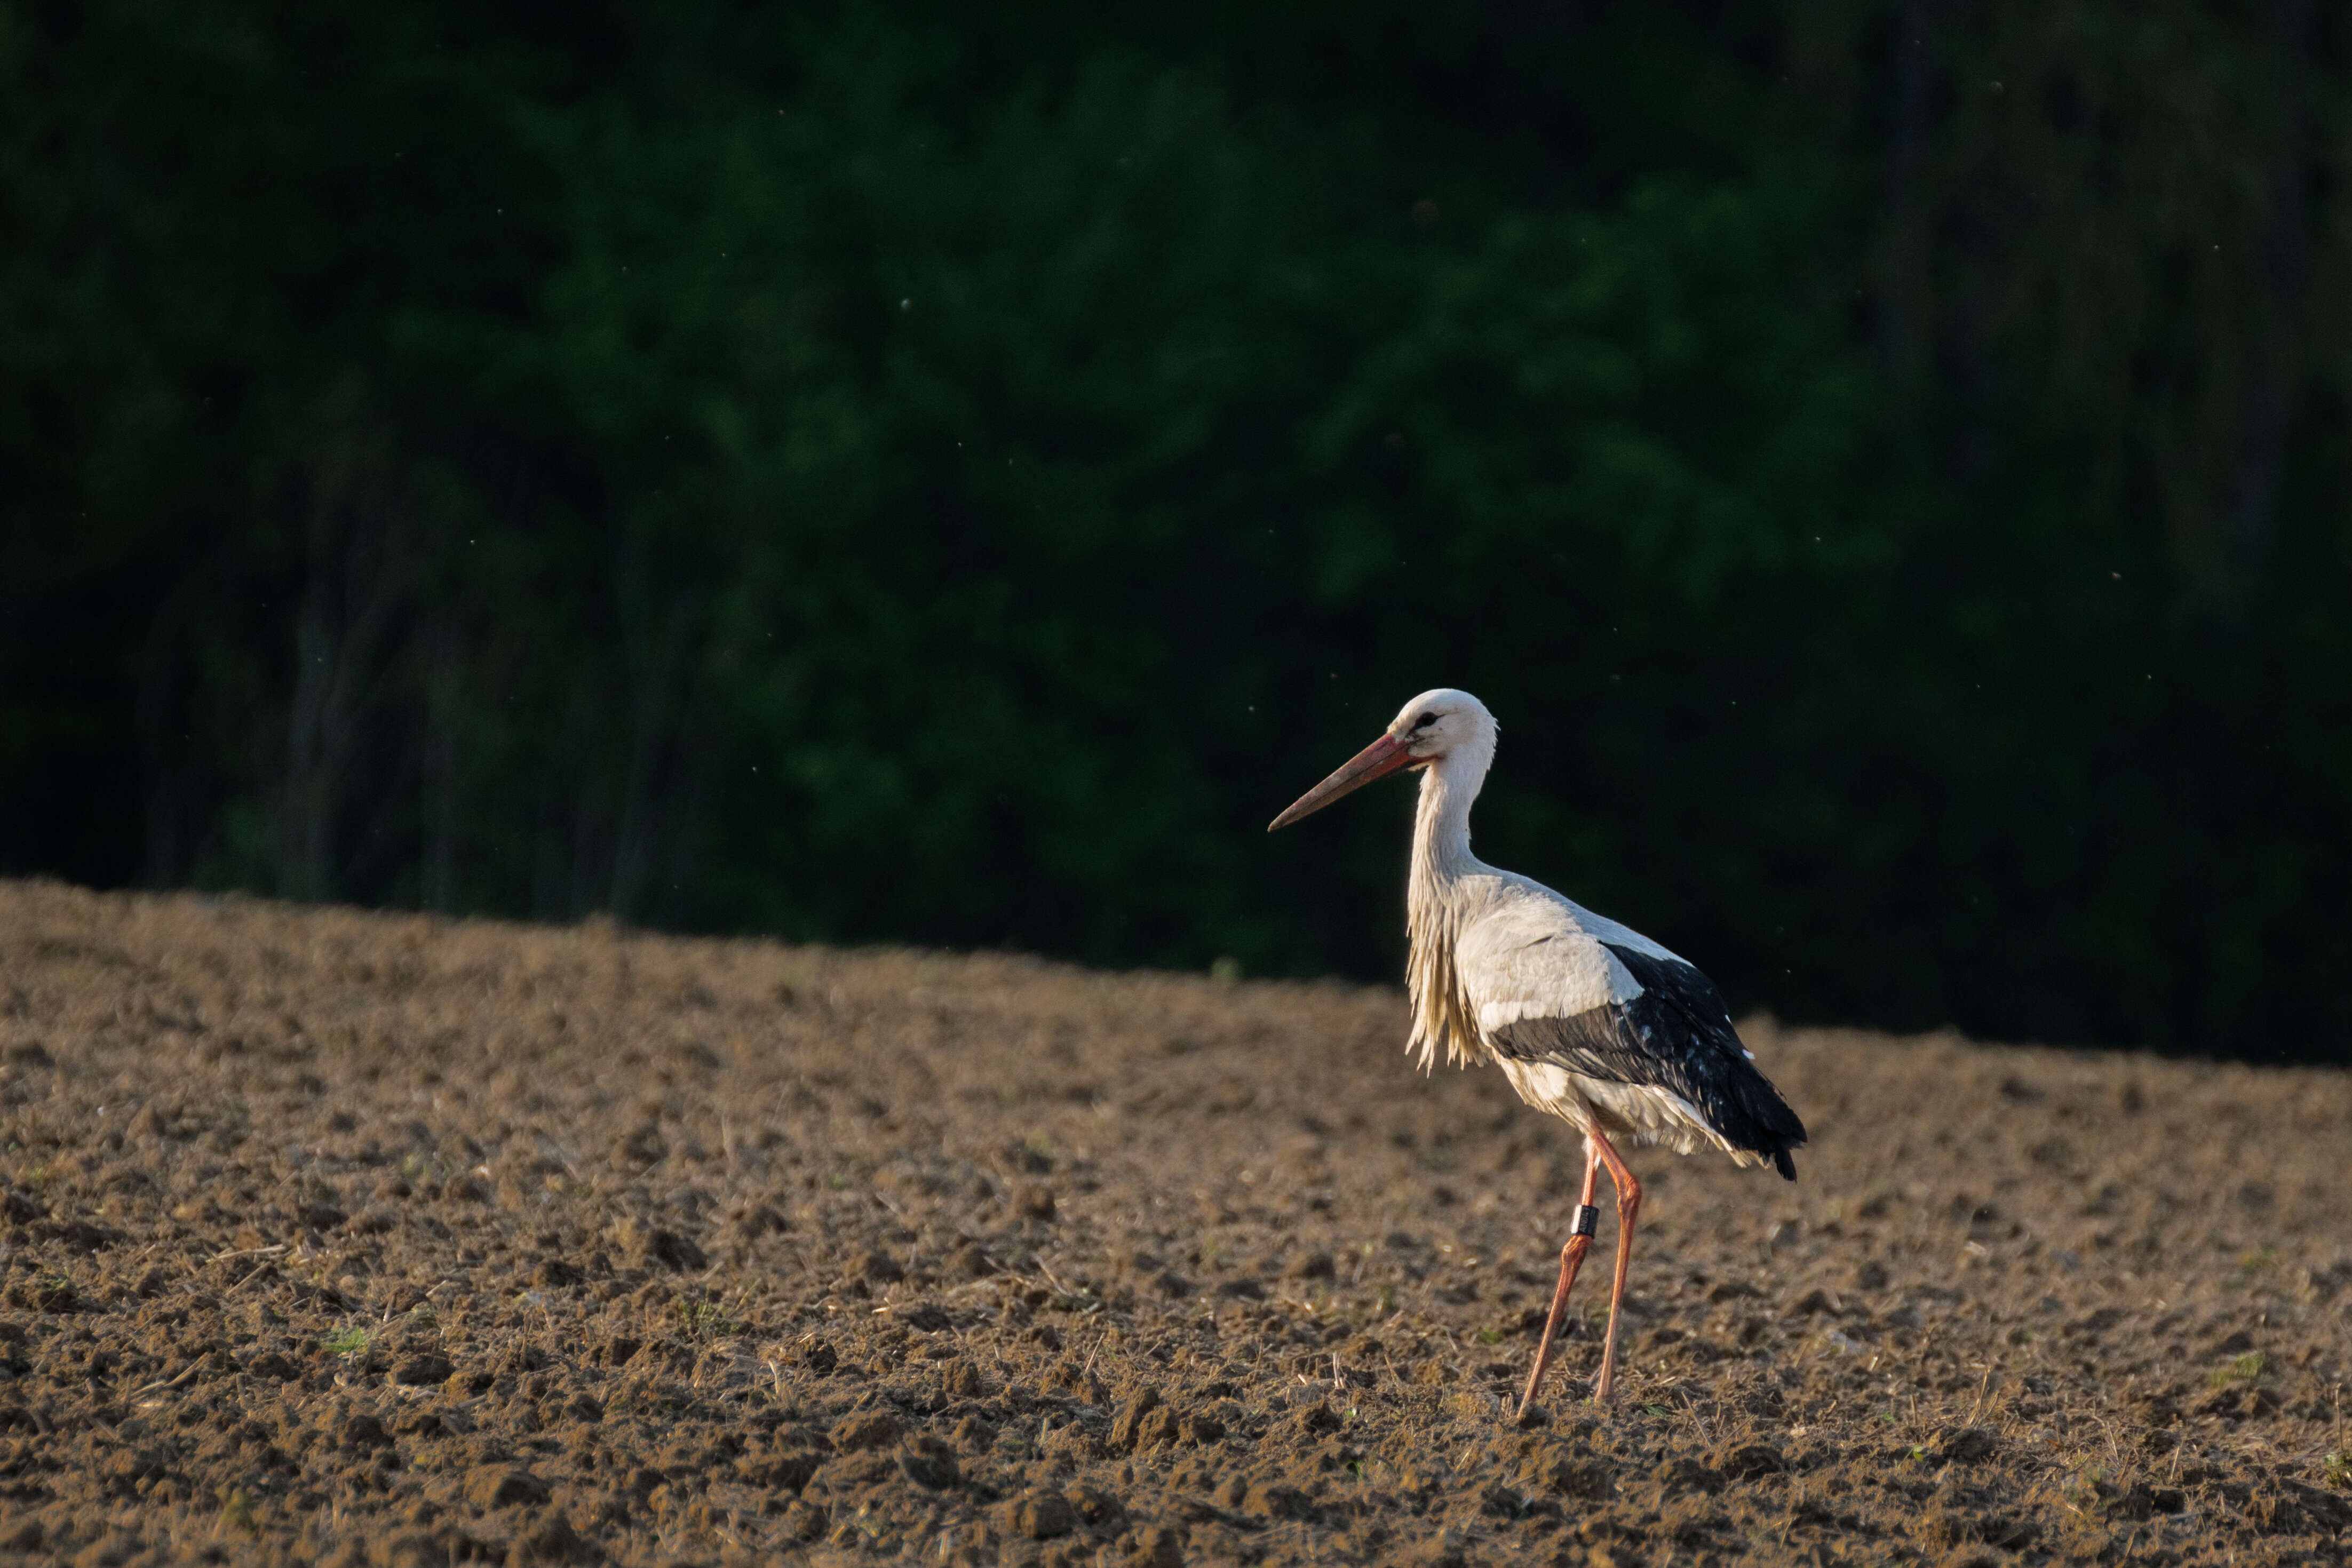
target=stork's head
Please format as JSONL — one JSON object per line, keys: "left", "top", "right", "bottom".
{"left": 1268, "top": 688, "right": 1497, "bottom": 830}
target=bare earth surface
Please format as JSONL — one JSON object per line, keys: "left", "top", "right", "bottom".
{"left": 1, "top": 879, "right": 2348, "bottom": 1567}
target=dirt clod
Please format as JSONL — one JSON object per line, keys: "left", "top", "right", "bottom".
{"left": 831, "top": 1411, "right": 902, "bottom": 1451}
{"left": 897, "top": 1434, "right": 960, "bottom": 1490}
{"left": 1293, "top": 1400, "right": 1341, "bottom": 1436}
{"left": 1130, "top": 1523, "right": 1186, "bottom": 1567}
{"left": 1931, "top": 1425, "right": 1998, "bottom": 1464}
{"left": 463, "top": 1464, "right": 550, "bottom": 1509}
{"left": 1007, "top": 1487, "right": 1076, "bottom": 1538}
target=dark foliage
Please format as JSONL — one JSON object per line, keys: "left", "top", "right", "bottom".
{"left": 3, "top": 1, "right": 2346, "bottom": 1058}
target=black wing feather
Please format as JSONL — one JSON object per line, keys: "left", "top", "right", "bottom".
{"left": 1489, "top": 943, "right": 1807, "bottom": 1180}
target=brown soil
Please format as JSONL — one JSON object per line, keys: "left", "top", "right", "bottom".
{"left": 0, "top": 879, "right": 2347, "bottom": 1567}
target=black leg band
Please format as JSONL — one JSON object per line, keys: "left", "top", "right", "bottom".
{"left": 1570, "top": 1204, "right": 1599, "bottom": 1239}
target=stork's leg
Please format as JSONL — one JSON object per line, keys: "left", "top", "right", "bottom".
{"left": 1514, "top": 1147, "right": 1603, "bottom": 1419}
{"left": 1588, "top": 1127, "right": 1643, "bottom": 1405}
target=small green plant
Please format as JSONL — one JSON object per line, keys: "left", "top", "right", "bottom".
{"left": 828, "top": 1173, "right": 848, "bottom": 1190}
{"left": 216, "top": 1487, "right": 260, "bottom": 1537}
{"left": 2324, "top": 1452, "right": 2350, "bottom": 1490}
{"left": 2206, "top": 1351, "right": 2269, "bottom": 1389}
{"left": 677, "top": 1299, "right": 741, "bottom": 1341}
{"left": 1475, "top": 1328, "right": 1503, "bottom": 1346}
{"left": 2238, "top": 1247, "right": 2279, "bottom": 1273}
{"left": 1377, "top": 1285, "right": 1397, "bottom": 1315}
{"left": 23, "top": 1163, "right": 49, "bottom": 1190}
{"left": 323, "top": 1325, "right": 372, "bottom": 1357}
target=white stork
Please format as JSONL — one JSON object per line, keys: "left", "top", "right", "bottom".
{"left": 1270, "top": 688, "right": 1806, "bottom": 1412}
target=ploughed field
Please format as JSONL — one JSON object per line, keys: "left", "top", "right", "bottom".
{"left": 1, "top": 879, "right": 2348, "bottom": 1567}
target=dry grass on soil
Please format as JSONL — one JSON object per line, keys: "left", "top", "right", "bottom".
{"left": 1, "top": 878, "right": 2349, "bottom": 1566}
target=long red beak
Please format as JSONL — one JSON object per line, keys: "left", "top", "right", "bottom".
{"left": 1268, "top": 731, "right": 1412, "bottom": 831}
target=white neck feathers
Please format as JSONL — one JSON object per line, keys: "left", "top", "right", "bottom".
{"left": 1405, "top": 741, "right": 1492, "bottom": 1072}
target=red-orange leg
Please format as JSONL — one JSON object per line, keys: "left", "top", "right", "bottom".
{"left": 1514, "top": 1148, "right": 1602, "bottom": 1419}
{"left": 1588, "top": 1126, "right": 1643, "bottom": 1404}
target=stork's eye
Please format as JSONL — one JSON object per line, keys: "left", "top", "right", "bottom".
{"left": 1415, "top": 712, "right": 1438, "bottom": 729}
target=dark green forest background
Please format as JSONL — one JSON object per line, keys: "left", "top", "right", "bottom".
{"left": 4, "top": 2, "right": 2347, "bottom": 1060}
